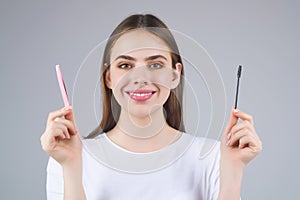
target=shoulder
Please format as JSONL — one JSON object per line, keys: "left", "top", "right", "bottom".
{"left": 179, "top": 134, "right": 220, "bottom": 172}
{"left": 82, "top": 133, "right": 106, "bottom": 154}
{"left": 82, "top": 133, "right": 105, "bottom": 145}
{"left": 180, "top": 133, "right": 220, "bottom": 159}
{"left": 166, "top": 132, "right": 220, "bottom": 169}
{"left": 194, "top": 136, "right": 220, "bottom": 160}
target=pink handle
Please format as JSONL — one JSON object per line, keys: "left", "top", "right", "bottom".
{"left": 55, "top": 65, "right": 70, "bottom": 107}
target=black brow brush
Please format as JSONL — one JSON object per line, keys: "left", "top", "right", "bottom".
{"left": 234, "top": 65, "right": 242, "bottom": 109}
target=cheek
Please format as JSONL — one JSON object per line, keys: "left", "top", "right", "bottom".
{"left": 110, "top": 70, "right": 128, "bottom": 89}
{"left": 149, "top": 69, "right": 174, "bottom": 89}
{"left": 158, "top": 87, "right": 171, "bottom": 103}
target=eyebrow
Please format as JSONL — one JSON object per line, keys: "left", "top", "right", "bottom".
{"left": 145, "top": 55, "right": 168, "bottom": 61}
{"left": 114, "top": 54, "right": 168, "bottom": 62}
{"left": 114, "top": 55, "right": 136, "bottom": 61}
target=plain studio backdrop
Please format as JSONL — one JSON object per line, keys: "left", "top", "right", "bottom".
{"left": 1, "top": 0, "right": 299, "bottom": 199}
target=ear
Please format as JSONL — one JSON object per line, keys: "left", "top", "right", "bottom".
{"left": 170, "top": 62, "right": 182, "bottom": 89}
{"left": 105, "top": 68, "right": 112, "bottom": 89}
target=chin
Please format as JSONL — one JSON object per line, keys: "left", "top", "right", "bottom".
{"left": 127, "top": 104, "right": 162, "bottom": 118}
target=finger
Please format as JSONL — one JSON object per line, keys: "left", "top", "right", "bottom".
{"left": 46, "top": 118, "right": 70, "bottom": 139}
{"left": 53, "top": 118, "right": 76, "bottom": 137}
{"left": 233, "top": 109, "right": 254, "bottom": 125}
{"left": 42, "top": 128, "right": 66, "bottom": 152}
{"left": 238, "top": 135, "right": 257, "bottom": 150}
{"left": 222, "top": 106, "right": 238, "bottom": 142}
{"left": 228, "top": 129, "right": 249, "bottom": 147}
{"left": 229, "top": 120, "right": 255, "bottom": 136}
{"left": 64, "top": 107, "right": 78, "bottom": 133}
{"left": 48, "top": 121, "right": 69, "bottom": 139}
{"left": 47, "top": 106, "right": 73, "bottom": 125}
{"left": 53, "top": 121, "right": 71, "bottom": 139}
{"left": 52, "top": 128, "right": 67, "bottom": 140}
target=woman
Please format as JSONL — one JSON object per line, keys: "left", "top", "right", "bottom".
{"left": 41, "top": 14, "right": 262, "bottom": 200}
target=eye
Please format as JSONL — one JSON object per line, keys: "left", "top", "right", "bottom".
{"left": 118, "top": 63, "right": 132, "bottom": 69}
{"left": 148, "top": 63, "right": 163, "bottom": 69}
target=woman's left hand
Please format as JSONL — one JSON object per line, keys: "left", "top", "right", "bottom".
{"left": 221, "top": 107, "right": 262, "bottom": 167}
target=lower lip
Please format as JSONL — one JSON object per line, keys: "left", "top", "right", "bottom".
{"left": 128, "top": 92, "right": 155, "bottom": 102}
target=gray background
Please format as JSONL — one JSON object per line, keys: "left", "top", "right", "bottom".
{"left": 1, "top": 0, "right": 299, "bottom": 199}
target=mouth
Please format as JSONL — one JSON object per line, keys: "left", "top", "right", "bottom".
{"left": 125, "top": 90, "right": 157, "bottom": 102}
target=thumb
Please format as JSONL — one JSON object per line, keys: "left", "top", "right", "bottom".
{"left": 222, "top": 106, "right": 238, "bottom": 142}
{"left": 64, "top": 106, "right": 79, "bottom": 134}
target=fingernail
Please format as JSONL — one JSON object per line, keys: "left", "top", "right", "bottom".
{"left": 227, "top": 132, "right": 232, "bottom": 140}
{"left": 226, "top": 139, "right": 231, "bottom": 146}
{"left": 234, "top": 109, "right": 239, "bottom": 113}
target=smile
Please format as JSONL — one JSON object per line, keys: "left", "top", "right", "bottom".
{"left": 126, "top": 90, "right": 156, "bottom": 102}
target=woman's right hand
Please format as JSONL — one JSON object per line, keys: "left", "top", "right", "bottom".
{"left": 40, "top": 106, "right": 82, "bottom": 167}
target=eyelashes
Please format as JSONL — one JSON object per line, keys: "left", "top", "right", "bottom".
{"left": 117, "top": 62, "right": 165, "bottom": 70}
{"left": 118, "top": 63, "right": 132, "bottom": 69}
{"left": 148, "top": 63, "right": 163, "bottom": 69}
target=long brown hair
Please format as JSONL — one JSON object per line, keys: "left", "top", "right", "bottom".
{"left": 86, "top": 14, "right": 185, "bottom": 139}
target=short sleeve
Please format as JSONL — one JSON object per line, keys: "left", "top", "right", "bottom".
{"left": 46, "top": 157, "right": 64, "bottom": 200}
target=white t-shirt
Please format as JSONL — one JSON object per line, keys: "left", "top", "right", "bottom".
{"left": 46, "top": 132, "right": 221, "bottom": 200}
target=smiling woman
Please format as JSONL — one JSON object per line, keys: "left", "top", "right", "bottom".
{"left": 96, "top": 18, "right": 185, "bottom": 138}
{"left": 41, "top": 14, "right": 262, "bottom": 200}
{"left": 104, "top": 29, "right": 182, "bottom": 140}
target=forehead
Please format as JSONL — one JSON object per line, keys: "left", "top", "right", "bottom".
{"left": 110, "top": 29, "right": 171, "bottom": 61}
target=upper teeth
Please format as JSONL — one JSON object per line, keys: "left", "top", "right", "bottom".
{"left": 130, "top": 92, "right": 152, "bottom": 96}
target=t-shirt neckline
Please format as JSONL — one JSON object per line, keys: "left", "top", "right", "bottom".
{"left": 102, "top": 131, "right": 184, "bottom": 155}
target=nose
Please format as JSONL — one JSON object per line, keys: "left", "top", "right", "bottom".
{"left": 129, "top": 66, "right": 151, "bottom": 85}
{"left": 133, "top": 78, "right": 149, "bottom": 85}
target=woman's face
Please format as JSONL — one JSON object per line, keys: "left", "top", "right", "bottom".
{"left": 105, "top": 29, "right": 182, "bottom": 118}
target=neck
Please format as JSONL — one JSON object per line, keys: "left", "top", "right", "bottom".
{"left": 117, "top": 106, "right": 166, "bottom": 139}
{"left": 106, "top": 106, "right": 182, "bottom": 153}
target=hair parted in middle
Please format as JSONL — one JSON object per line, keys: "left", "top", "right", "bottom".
{"left": 86, "top": 14, "right": 185, "bottom": 139}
